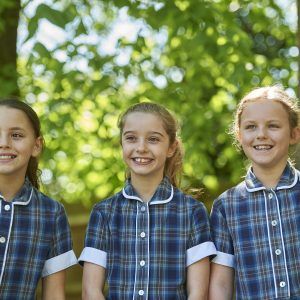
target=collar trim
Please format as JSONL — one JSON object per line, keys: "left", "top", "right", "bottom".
{"left": 122, "top": 186, "right": 174, "bottom": 205}
{"left": 246, "top": 167, "right": 299, "bottom": 192}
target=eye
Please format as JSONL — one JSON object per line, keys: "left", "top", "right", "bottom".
{"left": 11, "top": 132, "right": 24, "bottom": 139}
{"left": 124, "top": 135, "right": 136, "bottom": 142}
{"left": 269, "top": 123, "right": 280, "bottom": 129}
{"left": 244, "top": 124, "right": 256, "bottom": 130}
{"left": 148, "top": 136, "right": 160, "bottom": 143}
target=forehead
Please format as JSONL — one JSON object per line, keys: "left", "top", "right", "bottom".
{"left": 240, "top": 99, "right": 289, "bottom": 120}
{"left": 0, "top": 106, "right": 32, "bottom": 128}
{"left": 123, "top": 112, "right": 166, "bottom": 133}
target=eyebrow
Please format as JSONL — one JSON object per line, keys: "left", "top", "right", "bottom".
{"left": 123, "top": 130, "right": 164, "bottom": 136}
{"left": 9, "top": 127, "right": 26, "bottom": 131}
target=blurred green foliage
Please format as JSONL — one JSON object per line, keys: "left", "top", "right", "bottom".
{"left": 7, "top": 0, "right": 300, "bottom": 205}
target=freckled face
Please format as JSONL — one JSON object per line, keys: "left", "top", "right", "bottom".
{"left": 0, "top": 107, "right": 42, "bottom": 181}
{"left": 121, "top": 112, "right": 175, "bottom": 182}
{"left": 238, "top": 99, "right": 299, "bottom": 175}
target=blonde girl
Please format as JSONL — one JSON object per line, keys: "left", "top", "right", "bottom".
{"left": 209, "top": 86, "right": 300, "bottom": 299}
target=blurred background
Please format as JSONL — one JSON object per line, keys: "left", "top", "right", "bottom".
{"left": 1, "top": 0, "right": 300, "bottom": 298}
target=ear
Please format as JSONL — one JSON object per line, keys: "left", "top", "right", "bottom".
{"left": 32, "top": 136, "right": 43, "bottom": 157}
{"left": 167, "top": 140, "right": 178, "bottom": 158}
{"left": 290, "top": 127, "right": 300, "bottom": 145}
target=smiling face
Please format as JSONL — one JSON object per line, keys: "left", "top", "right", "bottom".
{"left": 0, "top": 107, "right": 42, "bottom": 182}
{"left": 121, "top": 112, "right": 176, "bottom": 183}
{"left": 238, "top": 99, "right": 299, "bottom": 176}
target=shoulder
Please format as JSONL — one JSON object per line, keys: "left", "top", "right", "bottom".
{"left": 213, "top": 181, "right": 247, "bottom": 207}
{"left": 91, "top": 190, "right": 123, "bottom": 212}
{"left": 172, "top": 187, "right": 207, "bottom": 212}
{"left": 31, "top": 188, "right": 65, "bottom": 212}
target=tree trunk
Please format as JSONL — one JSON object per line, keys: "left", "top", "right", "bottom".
{"left": 0, "top": 1, "right": 21, "bottom": 98}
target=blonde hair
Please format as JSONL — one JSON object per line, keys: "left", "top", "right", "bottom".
{"left": 118, "top": 102, "right": 183, "bottom": 187}
{"left": 231, "top": 85, "right": 300, "bottom": 147}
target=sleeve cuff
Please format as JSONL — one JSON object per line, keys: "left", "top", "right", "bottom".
{"left": 212, "top": 250, "right": 235, "bottom": 268}
{"left": 78, "top": 247, "right": 107, "bottom": 268}
{"left": 42, "top": 250, "right": 77, "bottom": 277}
{"left": 186, "top": 241, "right": 217, "bottom": 267}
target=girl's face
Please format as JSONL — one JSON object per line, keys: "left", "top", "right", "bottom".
{"left": 0, "top": 107, "right": 42, "bottom": 181}
{"left": 238, "top": 99, "right": 300, "bottom": 175}
{"left": 121, "top": 112, "right": 176, "bottom": 182}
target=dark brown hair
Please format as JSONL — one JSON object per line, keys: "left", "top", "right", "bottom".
{"left": 0, "top": 98, "right": 44, "bottom": 189}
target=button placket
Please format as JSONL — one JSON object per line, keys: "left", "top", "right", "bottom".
{"left": 134, "top": 203, "right": 149, "bottom": 299}
{"left": 0, "top": 201, "right": 13, "bottom": 278}
{"left": 265, "top": 190, "right": 289, "bottom": 298}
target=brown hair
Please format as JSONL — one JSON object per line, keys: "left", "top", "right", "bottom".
{"left": 0, "top": 98, "right": 44, "bottom": 189}
{"left": 118, "top": 102, "right": 183, "bottom": 187}
{"left": 231, "top": 85, "right": 300, "bottom": 147}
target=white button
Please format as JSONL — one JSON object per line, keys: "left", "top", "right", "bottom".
{"left": 268, "top": 193, "right": 273, "bottom": 199}
{"left": 275, "top": 249, "right": 281, "bottom": 255}
{"left": 279, "top": 281, "right": 286, "bottom": 287}
{"left": 140, "top": 260, "right": 145, "bottom": 267}
{"left": 138, "top": 290, "right": 144, "bottom": 296}
{"left": 4, "top": 205, "right": 10, "bottom": 211}
{"left": 271, "top": 220, "right": 277, "bottom": 226}
{"left": 140, "top": 232, "right": 146, "bottom": 238}
{"left": 141, "top": 206, "right": 146, "bottom": 212}
{"left": 0, "top": 237, "right": 6, "bottom": 243}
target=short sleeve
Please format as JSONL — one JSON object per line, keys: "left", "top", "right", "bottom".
{"left": 78, "top": 205, "right": 108, "bottom": 267}
{"left": 42, "top": 204, "right": 77, "bottom": 277}
{"left": 210, "top": 199, "right": 235, "bottom": 268}
{"left": 186, "top": 201, "right": 217, "bottom": 266}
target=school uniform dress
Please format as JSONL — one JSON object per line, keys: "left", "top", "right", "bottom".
{"left": 79, "top": 176, "right": 216, "bottom": 299}
{"left": 0, "top": 179, "right": 77, "bottom": 299}
{"left": 210, "top": 163, "right": 300, "bottom": 299}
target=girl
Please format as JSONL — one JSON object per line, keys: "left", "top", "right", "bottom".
{"left": 0, "top": 99, "right": 77, "bottom": 299}
{"left": 79, "top": 102, "right": 216, "bottom": 299}
{"left": 209, "top": 86, "right": 300, "bottom": 299}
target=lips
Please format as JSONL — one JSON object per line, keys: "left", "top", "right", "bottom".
{"left": 253, "top": 145, "right": 273, "bottom": 150}
{"left": 132, "top": 157, "right": 153, "bottom": 164}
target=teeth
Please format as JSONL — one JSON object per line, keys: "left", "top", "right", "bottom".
{"left": 254, "top": 145, "right": 272, "bottom": 150}
{"left": 134, "top": 158, "right": 151, "bottom": 163}
{"left": 0, "top": 155, "right": 16, "bottom": 159}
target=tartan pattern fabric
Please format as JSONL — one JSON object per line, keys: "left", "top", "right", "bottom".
{"left": 0, "top": 179, "right": 76, "bottom": 299}
{"left": 82, "top": 177, "right": 215, "bottom": 299}
{"left": 210, "top": 163, "right": 300, "bottom": 299}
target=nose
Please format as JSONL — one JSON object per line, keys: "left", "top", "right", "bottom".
{"left": 256, "top": 126, "right": 267, "bottom": 139}
{"left": 0, "top": 134, "right": 10, "bottom": 149}
{"left": 136, "top": 139, "right": 148, "bottom": 152}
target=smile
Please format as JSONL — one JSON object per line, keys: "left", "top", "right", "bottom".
{"left": 253, "top": 145, "right": 273, "bottom": 150}
{"left": 132, "top": 157, "right": 153, "bottom": 163}
{"left": 0, "top": 155, "right": 17, "bottom": 159}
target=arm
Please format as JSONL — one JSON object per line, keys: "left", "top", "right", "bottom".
{"left": 82, "top": 262, "right": 106, "bottom": 300}
{"left": 208, "top": 263, "right": 234, "bottom": 300}
{"left": 42, "top": 270, "right": 66, "bottom": 300}
{"left": 187, "top": 257, "right": 210, "bottom": 300}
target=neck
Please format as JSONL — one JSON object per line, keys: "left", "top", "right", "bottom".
{"left": 0, "top": 175, "right": 26, "bottom": 201}
{"left": 131, "top": 174, "right": 164, "bottom": 202}
{"left": 252, "top": 163, "right": 287, "bottom": 189}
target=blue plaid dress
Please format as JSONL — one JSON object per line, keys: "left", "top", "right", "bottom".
{"left": 79, "top": 177, "right": 216, "bottom": 299}
{"left": 0, "top": 179, "right": 77, "bottom": 299}
{"left": 210, "top": 163, "right": 300, "bottom": 299}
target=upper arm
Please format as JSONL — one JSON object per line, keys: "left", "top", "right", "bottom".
{"left": 42, "top": 270, "right": 66, "bottom": 300}
{"left": 82, "top": 262, "right": 106, "bottom": 300}
{"left": 186, "top": 257, "right": 210, "bottom": 299}
{"left": 209, "top": 263, "right": 234, "bottom": 300}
